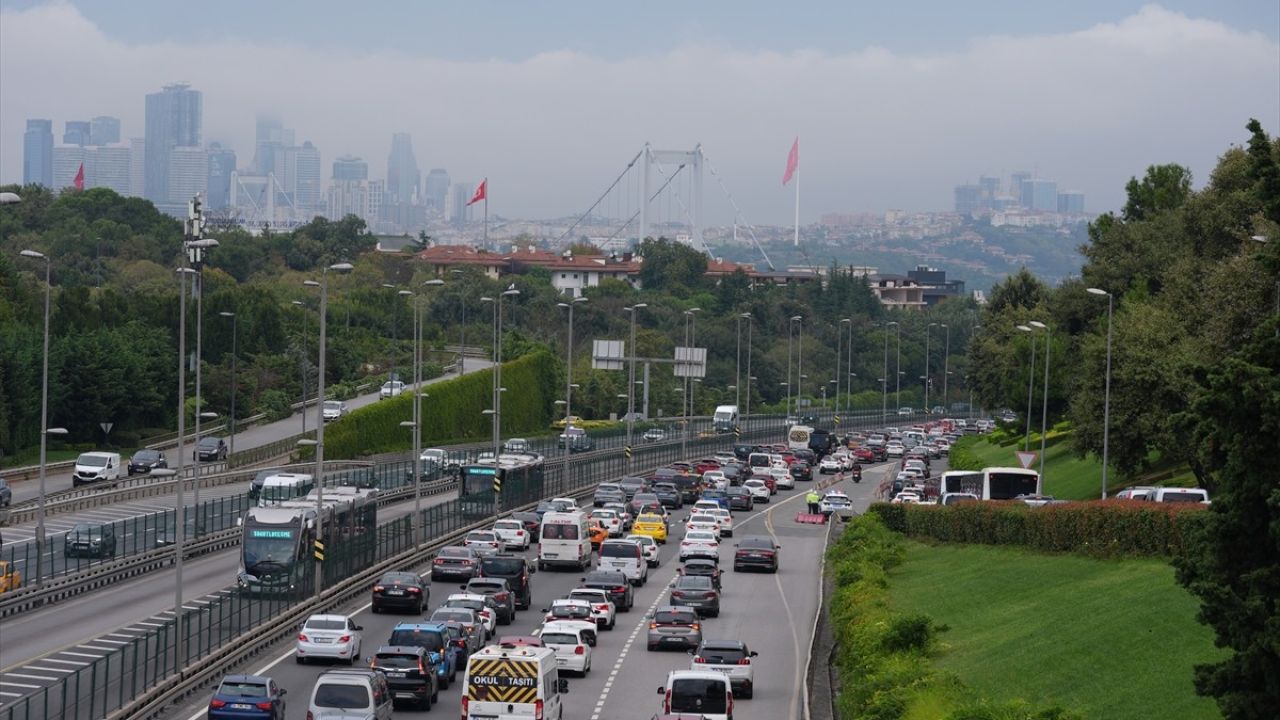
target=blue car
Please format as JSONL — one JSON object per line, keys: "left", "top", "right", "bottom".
{"left": 207, "top": 674, "right": 285, "bottom": 720}
{"left": 387, "top": 623, "right": 462, "bottom": 689}
{"left": 700, "top": 489, "right": 731, "bottom": 511}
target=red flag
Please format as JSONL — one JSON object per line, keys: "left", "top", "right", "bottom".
{"left": 73, "top": 162, "right": 85, "bottom": 191}
{"left": 782, "top": 138, "right": 798, "bottom": 185}
{"left": 466, "top": 178, "right": 487, "bottom": 206}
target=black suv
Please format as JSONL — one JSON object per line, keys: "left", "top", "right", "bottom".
{"left": 789, "top": 462, "right": 812, "bottom": 482}
{"left": 65, "top": 523, "right": 116, "bottom": 558}
{"left": 127, "top": 448, "right": 168, "bottom": 476}
{"left": 580, "top": 570, "right": 634, "bottom": 611}
{"left": 477, "top": 554, "right": 533, "bottom": 610}
{"left": 195, "top": 436, "right": 228, "bottom": 462}
{"left": 464, "top": 577, "right": 517, "bottom": 624}
{"left": 369, "top": 645, "right": 439, "bottom": 710}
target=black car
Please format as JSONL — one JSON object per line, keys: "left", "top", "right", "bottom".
{"left": 194, "top": 436, "right": 228, "bottom": 462}
{"left": 369, "top": 645, "right": 439, "bottom": 710}
{"left": 511, "top": 512, "right": 541, "bottom": 542}
{"left": 733, "top": 536, "right": 780, "bottom": 573}
{"left": 679, "top": 558, "right": 722, "bottom": 591}
{"left": 791, "top": 448, "right": 817, "bottom": 465}
{"left": 618, "top": 476, "right": 650, "bottom": 499}
{"left": 567, "top": 434, "right": 595, "bottom": 453}
{"left": 669, "top": 575, "right": 720, "bottom": 617}
{"left": 594, "top": 484, "right": 626, "bottom": 507}
{"left": 789, "top": 462, "right": 812, "bottom": 482}
{"left": 441, "top": 620, "right": 484, "bottom": 660}
{"left": 64, "top": 523, "right": 116, "bottom": 558}
{"left": 478, "top": 554, "right": 533, "bottom": 610}
{"left": 652, "top": 483, "right": 683, "bottom": 509}
{"left": 581, "top": 570, "right": 634, "bottom": 611}
{"left": 127, "top": 448, "right": 168, "bottom": 476}
{"left": 372, "top": 571, "right": 429, "bottom": 613}
{"left": 719, "top": 464, "right": 744, "bottom": 486}
{"left": 629, "top": 492, "right": 663, "bottom": 516}
{"left": 464, "top": 577, "right": 517, "bottom": 624}
{"left": 430, "top": 546, "right": 480, "bottom": 581}
{"left": 726, "top": 487, "right": 753, "bottom": 511}
{"left": 732, "top": 443, "right": 757, "bottom": 461}
{"left": 534, "top": 499, "right": 573, "bottom": 519}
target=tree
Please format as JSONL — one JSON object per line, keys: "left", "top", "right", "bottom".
{"left": 637, "top": 237, "right": 708, "bottom": 294}
{"left": 1121, "top": 163, "right": 1193, "bottom": 222}
{"left": 985, "top": 267, "right": 1047, "bottom": 315}
{"left": 1244, "top": 118, "right": 1280, "bottom": 225}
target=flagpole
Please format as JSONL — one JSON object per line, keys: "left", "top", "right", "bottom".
{"left": 793, "top": 158, "right": 800, "bottom": 247}
{"left": 483, "top": 179, "right": 489, "bottom": 249}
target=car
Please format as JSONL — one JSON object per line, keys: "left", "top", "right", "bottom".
{"left": 463, "top": 530, "right": 505, "bottom": 556}
{"left": 0, "top": 560, "right": 22, "bottom": 593}
{"left": 478, "top": 553, "right": 534, "bottom": 610}
{"left": 64, "top": 523, "right": 116, "bottom": 558}
{"left": 647, "top": 605, "right": 703, "bottom": 651}
{"left": 619, "top": 476, "right": 651, "bottom": 499}
{"left": 428, "top": 608, "right": 485, "bottom": 650}
{"left": 692, "top": 499, "right": 721, "bottom": 514}
{"left": 322, "top": 399, "right": 348, "bottom": 422}
{"left": 442, "top": 593, "right": 499, "bottom": 636}
{"left": 656, "top": 670, "right": 734, "bottom": 720}
{"left": 678, "top": 530, "right": 719, "bottom": 562}
{"left": 853, "top": 447, "right": 876, "bottom": 463}
{"left": 367, "top": 645, "right": 440, "bottom": 710}
{"left": 1013, "top": 494, "right": 1059, "bottom": 508}
{"left": 602, "top": 501, "right": 634, "bottom": 530}
{"left": 127, "top": 448, "right": 168, "bottom": 476}
{"left": 441, "top": 620, "right": 484, "bottom": 660}
{"left": 567, "top": 587, "right": 617, "bottom": 629}
{"left": 898, "top": 407, "right": 914, "bottom": 416}
{"left": 818, "top": 457, "right": 842, "bottom": 474}
{"left": 686, "top": 513, "right": 723, "bottom": 539}
{"left": 491, "top": 518, "right": 532, "bottom": 549}
{"left": 819, "top": 491, "right": 853, "bottom": 516}
{"left": 387, "top": 622, "right": 463, "bottom": 689}
{"left": 653, "top": 483, "right": 684, "bottom": 509}
{"left": 295, "top": 614, "right": 363, "bottom": 665}
{"left": 691, "top": 640, "right": 759, "bottom": 698}
{"left": 726, "top": 487, "right": 753, "bottom": 511}
{"left": 371, "top": 571, "right": 428, "bottom": 614}
{"left": 590, "top": 508, "right": 625, "bottom": 537}
{"left": 941, "top": 492, "right": 980, "bottom": 506}
{"left": 668, "top": 575, "right": 720, "bottom": 617}
{"left": 207, "top": 674, "right": 286, "bottom": 720}
{"left": 885, "top": 442, "right": 905, "bottom": 458}
{"left": 380, "top": 380, "right": 405, "bottom": 398}
{"left": 627, "top": 533, "right": 661, "bottom": 567}
{"left": 772, "top": 466, "right": 796, "bottom": 490}
{"left": 733, "top": 535, "right": 780, "bottom": 573}
{"left": 534, "top": 499, "right": 573, "bottom": 518}
{"left": 631, "top": 513, "right": 669, "bottom": 544}
{"left": 537, "top": 621, "right": 594, "bottom": 676}
{"left": 430, "top": 546, "right": 480, "bottom": 581}
{"left": 464, "top": 577, "right": 517, "bottom": 625}
{"left": 593, "top": 483, "right": 626, "bottom": 507}
{"left": 789, "top": 462, "right": 813, "bottom": 483}
{"left": 742, "top": 478, "right": 770, "bottom": 503}
{"left": 510, "top": 511, "right": 542, "bottom": 542}
{"left": 541, "top": 600, "right": 599, "bottom": 645}
{"left": 580, "top": 570, "right": 635, "bottom": 611}
{"left": 703, "top": 508, "right": 734, "bottom": 537}
{"left": 679, "top": 558, "right": 722, "bottom": 591}
{"left": 699, "top": 488, "right": 731, "bottom": 510}
{"left": 308, "top": 668, "right": 392, "bottom": 720}
{"left": 643, "top": 428, "right": 667, "bottom": 442}
{"left": 195, "top": 435, "right": 228, "bottom": 462}
{"left": 503, "top": 437, "right": 530, "bottom": 452}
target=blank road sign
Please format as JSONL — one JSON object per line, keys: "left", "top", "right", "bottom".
{"left": 673, "top": 347, "right": 706, "bottom": 378}
{"left": 592, "top": 340, "right": 626, "bottom": 370}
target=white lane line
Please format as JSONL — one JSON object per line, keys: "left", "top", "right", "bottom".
{"left": 76, "top": 645, "right": 114, "bottom": 652}
{"left": 759, "top": 487, "right": 814, "bottom": 720}
{"left": 106, "top": 633, "right": 137, "bottom": 639}
{"left": 0, "top": 681, "right": 41, "bottom": 689}
{"left": 94, "top": 639, "right": 129, "bottom": 645}
{"left": 2, "top": 673, "right": 57, "bottom": 681}
{"left": 37, "top": 659, "right": 88, "bottom": 667}
{"left": 136, "top": 622, "right": 164, "bottom": 627}
{"left": 24, "top": 666, "right": 74, "bottom": 674}
{"left": 0, "top": 690, "right": 25, "bottom": 697}
{"left": 60, "top": 651, "right": 104, "bottom": 659}
{"left": 589, "top": 563, "right": 676, "bottom": 720}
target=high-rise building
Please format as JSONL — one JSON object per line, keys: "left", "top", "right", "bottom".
{"left": 367, "top": 179, "right": 385, "bottom": 227}
{"left": 386, "top": 133, "right": 419, "bottom": 206}
{"left": 206, "top": 143, "right": 237, "bottom": 210}
{"left": 978, "top": 176, "right": 1000, "bottom": 206}
{"left": 53, "top": 146, "right": 87, "bottom": 189}
{"left": 954, "top": 184, "right": 982, "bottom": 214}
{"left": 280, "top": 141, "right": 321, "bottom": 212}
{"left": 129, "top": 138, "right": 146, "bottom": 197}
{"left": 423, "top": 168, "right": 450, "bottom": 212}
{"left": 327, "top": 155, "right": 370, "bottom": 221}
{"left": 90, "top": 116, "right": 121, "bottom": 146}
{"left": 1057, "top": 191, "right": 1085, "bottom": 214}
{"left": 1021, "top": 179, "right": 1057, "bottom": 213}
{"left": 253, "top": 115, "right": 283, "bottom": 176}
{"left": 1010, "top": 171, "right": 1031, "bottom": 207}
{"left": 332, "top": 155, "right": 368, "bottom": 181}
{"left": 23, "top": 119, "right": 54, "bottom": 186}
{"left": 168, "top": 146, "right": 209, "bottom": 204}
{"left": 92, "top": 145, "right": 133, "bottom": 195}
{"left": 449, "top": 181, "right": 473, "bottom": 228}
{"left": 144, "top": 83, "right": 203, "bottom": 206}
{"left": 63, "top": 121, "right": 92, "bottom": 146}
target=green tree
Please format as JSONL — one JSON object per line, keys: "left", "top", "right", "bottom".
{"left": 1121, "top": 163, "right": 1193, "bottom": 222}
{"left": 637, "top": 237, "right": 708, "bottom": 294}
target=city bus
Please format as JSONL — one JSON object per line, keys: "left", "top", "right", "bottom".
{"left": 459, "top": 452, "right": 546, "bottom": 521}
{"left": 938, "top": 468, "right": 1039, "bottom": 500}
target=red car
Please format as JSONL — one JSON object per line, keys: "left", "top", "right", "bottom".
{"left": 693, "top": 459, "right": 721, "bottom": 475}
{"left": 853, "top": 447, "right": 875, "bottom": 463}
{"left": 759, "top": 475, "right": 777, "bottom": 493}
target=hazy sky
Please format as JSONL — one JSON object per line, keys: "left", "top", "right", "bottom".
{"left": 2, "top": 1, "right": 1277, "bottom": 224}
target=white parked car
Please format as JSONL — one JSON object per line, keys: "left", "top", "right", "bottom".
{"left": 743, "top": 478, "right": 770, "bottom": 502}
{"left": 463, "top": 530, "right": 505, "bottom": 556}
{"left": 704, "top": 508, "right": 734, "bottom": 537}
{"left": 686, "top": 513, "right": 722, "bottom": 538}
{"left": 380, "top": 380, "right": 405, "bottom": 399}
{"left": 443, "top": 593, "right": 497, "bottom": 635}
{"left": 679, "top": 530, "right": 720, "bottom": 562}
{"left": 626, "top": 533, "right": 661, "bottom": 567}
{"left": 566, "top": 587, "right": 617, "bottom": 630}
{"left": 492, "top": 519, "right": 531, "bottom": 549}
{"left": 295, "top": 614, "right": 363, "bottom": 665}
{"left": 538, "top": 621, "right": 593, "bottom": 676}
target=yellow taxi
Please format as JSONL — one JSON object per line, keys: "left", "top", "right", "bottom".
{"left": 630, "top": 513, "right": 669, "bottom": 544}
{"left": 586, "top": 519, "right": 609, "bottom": 550}
{"left": 0, "top": 560, "right": 21, "bottom": 593}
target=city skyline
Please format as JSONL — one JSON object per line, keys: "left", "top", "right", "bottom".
{"left": 2, "top": 1, "right": 1277, "bottom": 224}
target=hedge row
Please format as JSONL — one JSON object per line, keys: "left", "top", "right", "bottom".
{"left": 324, "top": 350, "right": 560, "bottom": 459}
{"left": 868, "top": 500, "right": 1208, "bottom": 559}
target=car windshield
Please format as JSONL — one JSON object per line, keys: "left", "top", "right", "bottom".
{"left": 78, "top": 455, "right": 108, "bottom": 467}
{"left": 654, "top": 610, "right": 697, "bottom": 624}
{"left": 430, "top": 610, "right": 473, "bottom": 624}
{"left": 198, "top": 437, "right": 220, "bottom": 448}
{"left": 686, "top": 532, "right": 715, "bottom": 542}
{"left": 323, "top": 400, "right": 342, "bottom": 410}
{"left": 219, "top": 681, "right": 268, "bottom": 697}
{"left": 739, "top": 538, "right": 774, "bottom": 549}
{"left": 313, "top": 683, "right": 370, "bottom": 709}
{"left": 551, "top": 606, "right": 590, "bottom": 619}
{"left": 133, "top": 450, "right": 161, "bottom": 461}
{"left": 469, "top": 580, "right": 505, "bottom": 593}
{"left": 600, "top": 543, "right": 638, "bottom": 559}
{"left": 437, "top": 547, "right": 471, "bottom": 559}
{"left": 568, "top": 591, "right": 604, "bottom": 602}
{"left": 379, "top": 573, "right": 418, "bottom": 584}
{"left": 389, "top": 629, "right": 445, "bottom": 650}
{"left": 467, "top": 532, "right": 496, "bottom": 542}
{"left": 670, "top": 678, "right": 729, "bottom": 713}
{"left": 541, "top": 524, "right": 580, "bottom": 540}
{"left": 676, "top": 576, "right": 713, "bottom": 590}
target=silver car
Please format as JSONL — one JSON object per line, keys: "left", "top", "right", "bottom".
{"left": 646, "top": 606, "right": 703, "bottom": 651}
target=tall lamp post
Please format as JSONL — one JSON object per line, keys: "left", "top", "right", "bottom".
{"left": 219, "top": 312, "right": 238, "bottom": 455}
{"left": 893, "top": 320, "right": 901, "bottom": 411}
{"left": 739, "top": 313, "right": 752, "bottom": 421}
{"left": 839, "top": 318, "right": 851, "bottom": 424}
{"left": 1029, "top": 320, "right": 1050, "bottom": 479}
{"left": 559, "top": 297, "right": 588, "bottom": 464}
{"left": 171, "top": 261, "right": 198, "bottom": 664}
{"left": 1016, "top": 324, "right": 1038, "bottom": 452}
{"left": 292, "top": 301, "right": 309, "bottom": 434}
{"left": 682, "top": 307, "right": 700, "bottom": 456}
{"left": 970, "top": 324, "right": 982, "bottom": 419}
{"left": 481, "top": 285, "right": 520, "bottom": 472}
{"left": 941, "top": 323, "right": 950, "bottom": 413}
{"left": 624, "top": 303, "right": 647, "bottom": 461}
{"left": 185, "top": 238, "right": 219, "bottom": 516}
{"left": 18, "top": 247, "right": 59, "bottom": 587}
{"left": 1087, "top": 288, "right": 1114, "bottom": 498}
{"left": 883, "top": 321, "right": 896, "bottom": 419}
{"left": 924, "top": 322, "right": 936, "bottom": 413}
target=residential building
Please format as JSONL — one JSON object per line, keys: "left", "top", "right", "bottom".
{"left": 206, "top": 143, "right": 237, "bottom": 210}
{"left": 953, "top": 184, "right": 982, "bottom": 214}
{"left": 906, "top": 265, "right": 966, "bottom": 307}
{"left": 1020, "top": 179, "right": 1057, "bottom": 213}
{"left": 423, "top": 168, "right": 450, "bottom": 212}
{"left": 144, "top": 83, "right": 202, "bottom": 207}
{"left": 331, "top": 154, "right": 368, "bottom": 181}
{"left": 1057, "top": 190, "right": 1085, "bottom": 214}
{"left": 168, "top": 146, "right": 209, "bottom": 204}
{"left": 386, "top": 132, "right": 419, "bottom": 206}
{"left": 366, "top": 179, "right": 385, "bottom": 227}
{"left": 327, "top": 156, "right": 370, "bottom": 221}
{"left": 978, "top": 176, "right": 1000, "bottom": 205}
{"left": 23, "top": 119, "right": 54, "bottom": 186}
{"left": 63, "top": 120, "right": 91, "bottom": 146}
{"left": 866, "top": 274, "right": 927, "bottom": 309}
{"left": 90, "top": 116, "right": 121, "bottom": 146}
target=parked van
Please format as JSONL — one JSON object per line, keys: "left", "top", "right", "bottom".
{"left": 256, "top": 473, "right": 315, "bottom": 507}
{"left": 308, "top": 668, "right": 393, "bottom": 720}
{"left": 597, "top": 539, "right": 649, "bottom": 586}
{"left": 656, "top": 669, "right": 735, "bottom": 720}
{"left": 539, "top": 511, "right": 592, "bottom": 571}
{"left": 1149, "top": 487, "right": 1210, "bottom": 504}
{"left": 462, "top": 643, "right": 568, "bottom": 719}
{"left": 72, "top": 452, "right": 121, "bottom": 486}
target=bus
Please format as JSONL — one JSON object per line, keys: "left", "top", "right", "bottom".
{"left": 937, "top": 468, "right": 1039, "bottom": 500}
{"left": 938, "top": 470, "right": 982, "bottom": 497}
{"left": 459, "top": 452, "right": 546, "bottom": 521}
{"left": 256, "top": 472, "right": 315, "bottom": 507}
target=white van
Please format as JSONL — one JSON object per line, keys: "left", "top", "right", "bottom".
{"left": 597, "top": 539, "right": 648, "bottom": 586}
{"left": 902, "top": 430, "right": 926, "bottom": 447}
{"left": 72, "top": 452, "right": 122, "bottom": 486}
{"left": 308, "top": 668, "right": 392, "bottom": 720}
{"left": 257, "top": 473, "right": 315, "bottom": 507}
{"left": 656, "top": 669, "right": 735, "bottom": 720}
{"left": 463, "top": 643, "right": 568, "bottom": 720}
{"left": 539, "top": 511, "right": 592, "bottom": 571}
{"left": 1149, "top": 487, "right": 1210, "bottom": 504}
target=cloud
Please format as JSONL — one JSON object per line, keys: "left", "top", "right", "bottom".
{"left": 2, "top": 2, "right": 1276, "bottom": 223}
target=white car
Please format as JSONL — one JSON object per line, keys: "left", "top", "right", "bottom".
{"left": 321, "top": 400, "right": 348, "bottom": 422}
{"left": 885, "top": 442, "right": 905, "bottom": 458}
{"left": 464, "top": 530, "right": 505, "bottom": 556}
{"left": 743, "top": 479, "right": 770, "bottom": 502}
{"left": 626, "top": 534, "right": 661, "bottom": 567}
{"left": 538, "top": 621, "right": 593, "bottom": 675}
{"left": 701, "top": 471, "right": 727, "bottom": 490}
{"left": 818, "top": 457, "right": 842, "bottom": 474}
{"left": 892, "top": 491, "right": 922, "bottom": 504}
{"left": 492, "top": 518, "right": 531, "bottom": 549}
{"left": 443, "top": 593, "right": 497, "bottom": 635}
{"left": 704, "top": 508, "right": 734, "bottom": 537}
{"left": 551, "top": 497, "right": 580, "bottom": 512}
{"left": 590, "top": 509, "right": 624, "bottom": 538}
{"left": 692, "top": 500, "right": 722, "bottom": 514}
{"left": 295, "top": 614, "right": 362, "bottom": 665}
{"left": 773, "top": 468, "right": 796, "bottom": 490}
{"left": 537, "top": 611, "right": 598, "bottom": 648}
{"left": 767, "top": 466, "right": 789, "bottom": 491}
{"left": 567, "top": 587, "right": 617, "bottom": 629}
{"left": 602, "top": 502, "right": 633, "bottom": 530}
{"left": 679, "top": 530, "right": 720, "bottom": 562}
{"left": 543, "top": 599, "right": 600, "bottom": 639}
{"left": 380, "top": 380, "right": 405, "bottom": 399}
{"left": 819, "top": 492, "right": 853, "bottom": 515}
{"left": 686, "top": 513, "right": 722, "bottom": 538}
{"left": 690, "top": 640, "right": 759, "bottom": 699}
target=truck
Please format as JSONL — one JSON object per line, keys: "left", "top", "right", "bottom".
{"left": 712, "top": 405, "right": 739, "bottom": 434}
{"left": 788, "top": 425, "right": 813, "bottom": 453}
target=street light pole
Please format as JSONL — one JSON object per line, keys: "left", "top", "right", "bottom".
{"left": 839, "top": 318, "right": 851, "bottom": 424}
{"left": 624, "top": 303, "right": 647, "bottom": 464}
{"left": 743, "top": 314, "right": 753, "bottom": 422}
{"left": 942, "top": 324, "right": 950, "bottom": 413}
{"left": 18, "top": 248, "right": 53, "bottom": 587}
{"left": 1029, "top": 320, "right": 1050, "bottom": 479}
{"left": 293, "top": 301, "right": 309, "bottom": 434}
{"left": 184, "top": 237, "right": 218, "bottom": 517}
{"left": 560, "top": 297, "right": 588, "bottom": 464}
{"left": 1087, "top": 288, "right": 1114, "bottom": 498}
{"left": 1017, "top": 324, "right": 1037, "bottom": 452}
{"left": 219, "top": 312, "right": 238, "bottom": 455}
{"left": 894, "top": 321, "right": 901, "bottom": 411}
{"left": 173, "top": 264, "right": 196, "bottom": 664}
{"left": 925, "top": 322, "right": 936, "bottom": 413}
{"left": 883, "top": 321, "right": 895, "bottom": 420}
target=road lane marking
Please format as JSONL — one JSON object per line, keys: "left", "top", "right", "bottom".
{"left": 24, "top": 666, "right": 73, "bottom": 674}
{"left": 60, "top": 652, "right": 104, "bottom": 659}
{"left": 38, "top": 659, "right": 88, "bottom": 667}
{"left": 2, "top": 673, "right": 57, "bottom": 681}
{"left": 0, "top": 681, "right": 40, "bottom": 689}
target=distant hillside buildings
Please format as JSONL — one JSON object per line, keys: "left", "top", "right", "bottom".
{"left": 954, "top": 171, "right": 1085, "bottom": 225}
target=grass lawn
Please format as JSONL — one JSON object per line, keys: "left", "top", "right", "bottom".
{"left": 887, "top": 541, "right": 1225, "bottom": 720}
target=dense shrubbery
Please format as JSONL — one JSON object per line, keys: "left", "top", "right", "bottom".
{"left": 867, "top": 500, "right": 1207, "bottom": 558}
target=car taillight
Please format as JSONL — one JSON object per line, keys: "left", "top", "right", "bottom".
{"left": 256, "top": 701, "right": 275, "bottom": 710}
{"left": 373, "top": 585, "right": 385, "bottom": 592}
{"left": 691, "top": 623, "right": 701, "bottom": 630}
{"left": 614, "top": 586, "right": 627, "bottom": 593}
{"left": 516, "top": 530, "right": 524, "bottom": 536}
{"left": 595, "top": 604, "right": 609, "bottom": 611}
{"left": 535, "top": 698, "right": 544, "bottom": 720}
{"left": 649, "top": 622, "right": 658, "bottom": 629}
{"left": 461, "top": 559, "right": 473, "bottom": 565}
{"left": 672, "top": 590, "right": 684, "bottom": 597}
{"left": 703, "top": 592, "right": 717, "bottom": 599}
{"left": 664, "top": 689, "right": 673, "bottom": 711}
{"left": 209, "top": 699, "right": 226, "bottom": 708}
{"left": 307, "top": 712, "right": 314, "bottom": 720}
{"left": 419, "top": 660, "right": 428, "bottom": 675}
{"left": 496, "top": 592, "right": 509, "bottom": 600}
{"left": 693, "top": 655, "right": 706, "bottom": 663}
{"left": 298, "top": 633, "right": 309, "bottom": 642}
{"left": 408, "top": 586, "right": 421, "bottom": 593}
{"left": 574, "top": 645, "right": 585, "bottom": 655}
{"left": 738, "top": 657, "right": 752, "bottom": 665}
{"left": 339, "top": 634, "right": 351, "bottom": 643}
{"left": 432, "top": 558, "right": 444, "bottom": 565}
{"left": 461, "top": 697, "right": 469, "bottom": 718}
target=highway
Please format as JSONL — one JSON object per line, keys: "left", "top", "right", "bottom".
{"left": 164, "top": 456, "right": 908, "bottom": 720}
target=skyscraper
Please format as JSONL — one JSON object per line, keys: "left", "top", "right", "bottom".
{"left": 53, "top": 146, "right": 87, "bottom": 189}
{"left": 129, "top": 138, "right": 146, "bottom": 197}
{"left": 144, "top": 83, "right": 203, "bottom": 206}
{"left": 23, "top": 119, "right": 53, "bottom": 186}
{"left": 328, "top": 155, "right": 370, "bottom": 221}
{"left": 168, "top": 146, "right": 210, "bottom": 204}
{"left": 386, "top": 133, "right": 420, "bottom": 206}
{"left": 63, "top": 121, "right": 92, "bottom": 146}
{"left": 289, "top": 141, "right": 322, "bottom": 213}
{"left": 92, "top": 145, "right": 133, "bottom": 195}
{"left": 332, "top": 155, "right": 368, "bottom": 181}
{"left": 978, "top": 176, "right": 1000, "bottom": 206}
{"left": 1010, "top": 171, "right": 1031, "bottom": 207}
{"left": 90, "top": 116, "right": 121, "bottom": 146}
{"left": 206, "top": 143, "right": 237, "bottom": 210}
{"left": 449, "top": 181, "right": 473, "bottom": 228}
{"left": 424, "top": 168, "right": 450, "bottom": 212}
{"left": 1021, "top": 179, "right": 1058, "bottom": 212}
{"left": 1057, "top": 191, "right": 1085, "bottom": 214}
{"left": 954, "top": 184, "right": 982, "bottom": 214}
{"left": 253, "top": 115, "right": 283, "bottom": 176}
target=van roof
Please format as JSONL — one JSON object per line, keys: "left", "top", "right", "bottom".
{"left": 667, "top": 669, "right": 732, "bottom": 684}
{"left": 472, "top": 644, "right": 554, "bottom": 660}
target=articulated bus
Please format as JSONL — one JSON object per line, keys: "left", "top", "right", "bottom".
{"left": 459, "top": 452, "right": 546, "bottom": 521}
{"left": 939, "top": 468, "right": 1040, "bottom": 500}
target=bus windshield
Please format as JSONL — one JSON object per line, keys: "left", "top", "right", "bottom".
{"left": 462, "top": 466, "right": 498, "bottom": 496}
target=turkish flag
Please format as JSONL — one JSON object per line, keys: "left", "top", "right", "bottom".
{"left": 782, "top": 138, "right": 798, "bottom": 185}
{"left": 466, "top": 178, "right": 487, "bottom": 206}
{"left": 73, "top": 162, "right": 85, "bottom": 191}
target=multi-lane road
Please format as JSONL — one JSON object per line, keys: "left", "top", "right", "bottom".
{"left": 165, "top": 459, "right": 904, "bottom": 720}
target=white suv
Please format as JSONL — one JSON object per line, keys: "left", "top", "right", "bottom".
{"left": 691, "top": 640, "right": 759, "bottom": 699}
